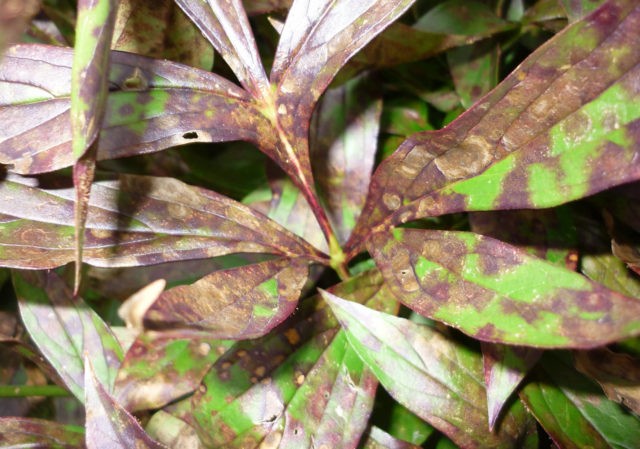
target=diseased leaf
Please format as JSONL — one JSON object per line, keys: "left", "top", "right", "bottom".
{"left": 0, "top": 44, "right": 272, "bottom": 174}
{"left": 582, "top": 253, "right": 640, "bottom": 298}
{"left": 311, "top": 73, "right": 382, "bottom": 244}
{"left": 0, "top": 417, "right": 85, "bottom": 448}
{"left": 85, "top": 359, "right": 166, "bottom": 449}
{"left": 191, "top": 269, "right": 395, "bottom": 448}
{"left": 574, "top": 348, "right": 640, "bottom": 414}
{"left": 14, "top": 270, "right": 123, "bottom": 402}
{"left": 0, "top": 174, "right": 324, "bottom": 269}
{"left": 114, "top": 330, "right": 233, "bottom": 412}
{"left": 447, "top": 39, "right": 500, "bottom": 110}
{"left": 361, "top": 426, "right": 422, "bottom": 449}
{"left": 112, "top": 0, "right": 214, "bottom": 70}
{"left": 174, "top": 0, "right": 270, "bottom": 101}
{"left": 369, "top": 228, "right": 640, "bottom": 348}
{"left": 144, "top": 258, "right": 309, "bottom": 339}
{"left": 146, "top": 411, "right": 203, "bottom": 449}
{"left": 323, "top": 291, "right": 533, "bottom": 448}
{"left": 481, "top": 343, "right": 541, "bottom": 431}
{"left": 520, "top": 352, "right": 640, "bottom": 448}
{"left": 0, "top": 0, "right": 39, "bottom": 56}
{"left": 349, "top": 1, "right": 640, "bottom": 252}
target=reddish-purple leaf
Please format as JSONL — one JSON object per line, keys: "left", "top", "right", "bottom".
{"left": 348, "top": 0, "right": 640, "bottom": 253}
{"left": 84, "top": 359, "right": 166, "bottom": 449}
{"left": 310, "top": 74, "right": 382, "bottom": 244}
{"left": 323, "top": 290, "right": 534, "bottom": 449}
{"left": 481, "top": 343, "right": 541, "bottom": 431}
{"left": 0, "top": 44, "right": 271, "bottom": 174}
{"left": 0, "top": 417, "right": 85, "bottom": 448}
{"left": 574, "top": 348, "right": 640, "bottom": 414}
{"left": 114, "top": 330, "right": 234, "bottom": 412}
{"left": 0, "top": 174, "right": 324, "bottom": 269}
{"left": 174, "top": 0, "right": 270, "bottom": 101}
{"left": 369, "top": 228, "right": 640, "bottom": 348}
{"left": 13, "top": 270, "right": 123, "bottom": 402}
{"left": 144, "top": 258, "right": 309, "bottom": 339}
{"left": 112, "top": 0, "right": 214, "bottom": 70}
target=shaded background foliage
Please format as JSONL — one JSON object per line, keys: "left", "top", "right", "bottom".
{"left": 1, "top": 0, "right": 640, "bottom": 448}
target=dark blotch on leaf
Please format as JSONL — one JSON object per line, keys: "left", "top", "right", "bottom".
{"left": 183, "top": 131, "right": 199, "bottom": 139}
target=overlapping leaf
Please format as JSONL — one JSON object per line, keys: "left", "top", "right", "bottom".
{"left": 0, "top": 174, "right": 324, "bottom": 269}
{"left": 0, "top": 417, "right": 85, "bottom": 448}
{"left": 520, "top": 352, "right": 640, "bottom": 448}
{"left": 323, "top": 291, "right": 535, "bottom": 449}
{"left": 190, "top": 269, "right": 396, "bottom": 448}
{"left": 13, "top": 270, "right": 123, "bottom": 401}
{"left": 0, "top": 44, "right": 272, "bottom": 174}
{"left": 348, "top": 0, "right": 640, "bottom": 252}
{"left": 114, "top": 330, "right": 234, "bottom": 412}
{"left": 145, "top": 410, "right": 203, "bottom": 449}
{"left": 369, "top": 228, "right": 640, "bottom": 348}
{"left": 144, "top": 258, "right": 309, "bottom": 339}
{"left": 85, "top": 359, "right": 166, "bottom": 449}
{"left": 361, "top": 427, "right": 421, "bottom": 449}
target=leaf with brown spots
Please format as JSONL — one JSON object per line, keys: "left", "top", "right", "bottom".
{"left": 143, "top": 258, "right": 309, "bottom": 339}
{"left": 0, "top": 44, "right": 271, "bottom": 174}
{"left": 348, "top": 1, "right": 640, "bottom": 254}
{"left": 0, "top": 174, "right": 324, "bottom": 269}
{"left": 574, "top": 348, "right": 640, "bottom": 414}
{"left": 323, "top": 290, "right": 535, "bottom": 449}
{"left": 85, "top": 358, "right": 166, "bottom": 449}
{"left": 0, "top": 417, "right": 85, "bottom": 448}
{"left": 190, "top": 269, "right": 396, "bottom": 448}
{"left": 369, "top": 228, "right": 640, "bottom": 348}
{"left": 114, "top": 330, "right": 234, "bottom": 412}
{"left": 112, "top": 0, "right": 214, "bottom": 70}
{"left": 13, "top": 270, "right": 124, "bottom": 402}
{"left": 520, "top": 352, "right": 640, "bottom": 448}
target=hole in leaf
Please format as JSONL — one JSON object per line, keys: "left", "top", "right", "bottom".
{"left": 183, "top": 131, "right": 199, "bottom": 140}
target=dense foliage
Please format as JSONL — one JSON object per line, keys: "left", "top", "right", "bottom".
{"left": 1, "top": 0, "right": 640, "bottom": 447}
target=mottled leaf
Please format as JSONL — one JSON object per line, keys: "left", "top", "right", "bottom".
{"left": 112, "top": 0, "right": 214, "bottom": 70}
{"left": 415, "top": 0, "right": 513, "bottom": 36}
{"left": 174, "top": 0, "right": 270, "bottom": 101}
{"left": 561, "top": 0, "right": 607, "bottom": 21}
{"left": 14, "top": 270, "right": 123, "bottom": 401}
{"left": 481, "top": 343, "right": 541, "bottom": 431}
{"left": 144, "top": 258, "right": 309, "bottom": 339}
{"left": 582, "top": 253, "right": 640, "bottom": 298}
{"left": 349, "top": 1, "right": 640, "bottom": 252}
{"left": 0, "top": 0, "right": 39, "bottom": 56}
{"left": 0, "top": 174, "right": 324, "bottom": 269}
{"left": 369, "top": 228, "right": 640, "bottom": 348}
{"left": 520, "top": 352, "right": 640, "bottom": 449}
{"left": 85, "top": 359, "right": 166, "bottom": 449}
{"left": 361, "top": 426, "right": 421, "bottom": 449}
{"left": 447, "top": 39, "right": 500, "bottom": 110}
{"left": 0, "top": 417, "right": 85, "bottom": 448}
{"left": 191, "top": 269, "right": 395, "bottom": 448}
{"left": 0, "top": 44, "right": 272, "bottom": 174}
{"left": 323, "top": 290, "right": 533, "bottom": 448}
{"left": 114, "top": 330, "right": 233, "bottom": 412}
{"left": 310, "top": 73, "right": 382, "bottom": 244}
{"left": 574, "top": 348, "right": 640, "bottom": 414}
{"left": 146, "top": 411, "right": 203, "bottom": 449}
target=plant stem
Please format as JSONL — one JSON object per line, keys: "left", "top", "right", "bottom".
{"left": 0, "top": 384, "right": 70, "bottom": 398}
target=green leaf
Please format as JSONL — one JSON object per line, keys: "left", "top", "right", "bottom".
{"left": 114, "top": 330, "right": 234, "bottom": 412}
{"left": 0, "top": 44, "right": 271, "bottom": 174}
{"left": 112, "top": 0, "right": 214, "bottom": 70}
{"left": 415, "top": 0, "right": 513, "bottom": 36}
{"left": 13, "top": 270, "right": 124, "bottom": 402}
{"left": 311, "top": 73, "right": 382, "bottom": 244}
{"left": 322, "top": 290, "right": 533, "bottom": 448}
{"left": 582, "top": 253, "right": 640, "bottom": 298}
{"left": 85, "top": 359, "right": 166, "bottom": 449}
{"left": 0, "top": 174, "right": 324, "bottom": 269}
{"left": 560, "top": 0, "right": 608, "bottom": 22}
{"left": 348, "top": 1, "right": 640, "bottom": 252}
{"left": 520, "top": 352, "right": 640, "bottom": 449}
{"left": 144, "top": 258, "right": 309, "bottom": 339}
{"left": 369, "top": 228, "right": 640, "bottom": 348}
{"left": 447, "top": 39, "right": 500, "bottom": 109}
{"left": 0, "top": 417, "right": 84, "bottom": 448}
{"left": 191, "top": 269, "right": 396, "bottom": 448}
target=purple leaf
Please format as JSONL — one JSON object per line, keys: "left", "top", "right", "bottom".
{"left": 0, "top": 417, "right": 85, "bottom": 448}
{"left": 361, "top": 426, "right": 422, "bottom": 449}
{"left": 144, "top": 258, "right": 309, "bottom": 339}
{"left": 13, "top": 270, "right": 123, "bottom": 402}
